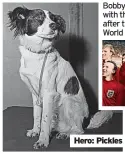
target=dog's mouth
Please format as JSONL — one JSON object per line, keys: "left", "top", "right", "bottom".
{"left": 36, "top": 30, "right": 58, "bottom": 39}
{"left": 48, "top": 30, "right": 55, "bottom": 35}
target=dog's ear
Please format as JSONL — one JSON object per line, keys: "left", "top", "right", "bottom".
{"left": 55, "top": 15, "right": 66, "bottom": 33}
{"left": 8, "top": 7, "right": 29, "bottom": 37}
{"left": 49, "top": 12, "right": 66, "bottom": 34}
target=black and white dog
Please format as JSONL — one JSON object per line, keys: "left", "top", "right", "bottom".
{"left": 8, "top": 6, "right": 113, "bottom": 149}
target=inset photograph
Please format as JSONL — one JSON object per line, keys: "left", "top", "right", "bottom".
{"left": 102, "top": 40, "right": 125, "bottom": 106}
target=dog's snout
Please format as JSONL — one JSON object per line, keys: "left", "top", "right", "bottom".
{"left": 50, "top": 23, "right": 57, "bottom": 31}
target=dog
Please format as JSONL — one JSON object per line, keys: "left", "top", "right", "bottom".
{"left": 8, "top": 6, "right": 113, "bottom": 149}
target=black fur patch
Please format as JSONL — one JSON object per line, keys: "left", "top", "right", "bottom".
{"left": 8, "top": 7, "right": 30, "bottom": 37}
{"left": 49, "top": 11, "right": 66, "bottom": 33}
{"left": 64, "top": 76, "right": 79, "bottom": 95}
{"left": 26, "top": 9, "right": 45, "bottom": 36}
{"left": 8, "top": 7, "right": 46, "bottom": 37}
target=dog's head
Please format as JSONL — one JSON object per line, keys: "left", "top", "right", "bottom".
{"left": 8, "top": 6, "right": 66, "bottom": 39}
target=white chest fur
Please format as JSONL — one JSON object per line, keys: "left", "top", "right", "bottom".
{"left": 19, "top": 46, "right": 44, "bottom": 77}
{"left": 19, "top": 46, "right": 60, "bottom": 94}
{"left": 19, "top": 46, "right": 59, "bottom": 77}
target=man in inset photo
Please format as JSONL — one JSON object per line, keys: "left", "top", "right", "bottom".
{"left": 102, "top": 44, "right": 115, "bottom": 63}
{"left": 103, "top": 60, "right": 125, "bottom": 106}
{"left": 119, "top": 53, "right": 125, "bottom": 87}
{"left": 102, "top": 44, "right": 121, "bottom": 82}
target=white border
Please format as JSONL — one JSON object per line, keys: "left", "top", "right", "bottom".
{"left": 98, "top": 0, "right": 103, "bottom": 111}
{"left": 0, "top": 0, "right": 3, "bottom": 153}
{"left": 1, "top": 0, "right": 124, "bottom": 153}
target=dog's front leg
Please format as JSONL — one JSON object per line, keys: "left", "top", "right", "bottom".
{"left": 20, "top": 73, "right": 43, "bottom": 138}
{"left": 33, "top": 90, "right": 59, "bottom": 149}
{"left": 27, "top": 93, "right": 42, "bottom": 137}
{"left": 33, "top": 64, "right": 59, "bottom": 149}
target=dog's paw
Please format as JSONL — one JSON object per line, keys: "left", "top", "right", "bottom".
{"left": 56, "top": 133, "right": 69, "bottom": 140}
{"left": 33, "top": 138, "right": 49, "bottom": 149}
{"left": 26, "top": 129, "right": 40, "bottom": 137}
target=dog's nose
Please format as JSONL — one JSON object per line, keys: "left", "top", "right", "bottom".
{"left": 50, "top": 23, "right": 57, "bottom": 31}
